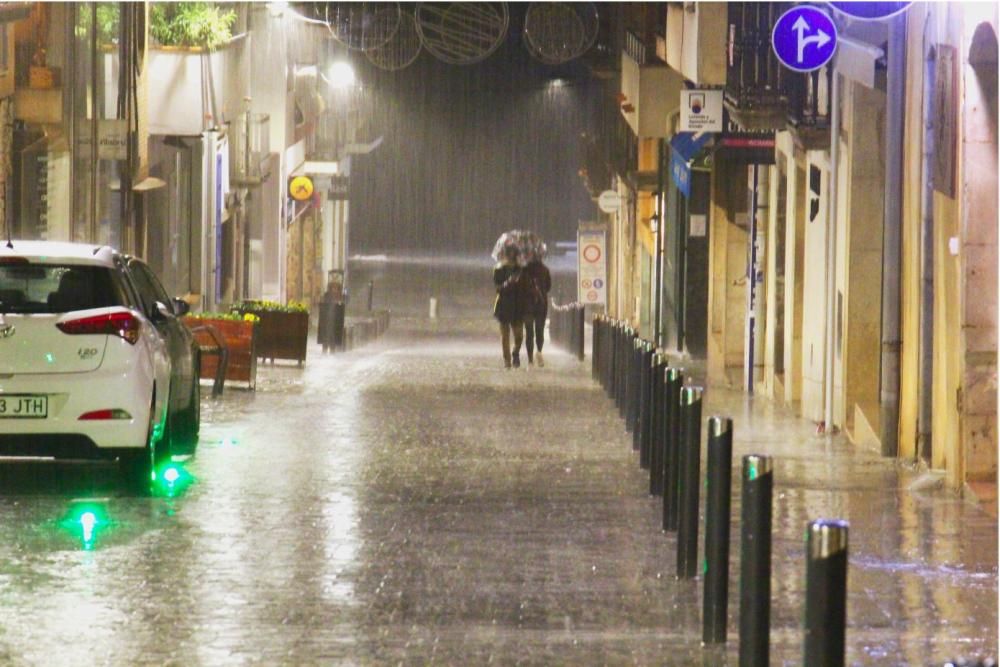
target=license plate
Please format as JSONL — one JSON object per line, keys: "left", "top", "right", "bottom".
{"left": 0, "top": 395, "right": 48, "bottom": 418}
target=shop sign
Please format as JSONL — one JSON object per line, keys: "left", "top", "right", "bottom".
{"left": 75, "top": 120, "right": 128, "bottom": 161}
{"left": 328, "top": 175, "right": 349, "bottom": 200}
{"left": 680, "top": 90, "right": 724, "bottom": 133}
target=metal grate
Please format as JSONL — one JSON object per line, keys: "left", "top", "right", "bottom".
{"left": 414, "top": 3, "right": 509, "bottom": 65}
{"left": 523, "top": 2, "right": 599, "bottom": 65}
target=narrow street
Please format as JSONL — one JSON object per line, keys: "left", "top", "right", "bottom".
{"left": 0, "top": 313, "right": 994, "bottom": 665}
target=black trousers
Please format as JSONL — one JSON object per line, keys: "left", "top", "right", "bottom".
{"left": 524, "top": 306, "right": 547, "bottom": 360}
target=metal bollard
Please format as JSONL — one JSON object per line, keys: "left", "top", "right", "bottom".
{"left": 633, "top": 341, "right": 647, "bottom": 450}
{"left": 644, "top": 352, "right": 666, "bottom": 471}
{"left": 803, "top": 519, "right": 849, "bottom": 667}
{"left": 592, "top": 316, "right": 601, "bottom": 381}
{"left": 576, "top": 304, "right": 586, "bottom": 361}
{"left": 676, "top": 386, "right": 704, "bottom": 579}
{"left": 637, "top": 343, "right": 654, "bottom": 456}
{"left": 649, "top": 358, "right": 670, "bottom": 496}
{"left": 739, "top": 455, "right": 773, "bottom": 667}
{"left": 608, "top": 321, "right": 619, "bottom": 401}
{"left": 626, "top": 338, "right": 641, "bottom": 434}
{"left": 703, "top": 417, "right": 733, "bottom": 645}
{"left": 662, "top": 367, "right": 684, "bottom": 531}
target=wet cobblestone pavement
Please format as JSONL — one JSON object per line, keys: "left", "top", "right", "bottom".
{"left": 0, "top": 317, "right": 995, "bottom": 666}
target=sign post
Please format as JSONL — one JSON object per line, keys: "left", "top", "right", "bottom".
{"left": 772, "top": 6, "right": 838, "bottom": 73}
{"left": 578, "top": 228, "right": 607, "bottom": 306}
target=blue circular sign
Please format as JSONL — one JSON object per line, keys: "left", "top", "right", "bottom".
{"left": 828, "top": 2, "right": 911, "bottom": 20}
{"left": 772, "top": 6, "right": 838, "bottom": 73}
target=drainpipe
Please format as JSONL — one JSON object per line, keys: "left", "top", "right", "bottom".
{"left": 879, "top": 14, "right": 907, "bottom": 458}
{"left": 918, "top": 14, "right": 935, "bottom": 462}
{"left": 823, "top": 64, "right": 841, "bottom": 431}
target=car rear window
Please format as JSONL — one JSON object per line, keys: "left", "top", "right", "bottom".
{"left": 0, "top": 264, "right": 123, "bottom": 314}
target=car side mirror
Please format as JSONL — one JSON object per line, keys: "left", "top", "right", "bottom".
{"left": 154, "top": 301, "right": 174, "bottom": 320}
{"left": 171, "top": 297, "right": 190, "bottom": 316}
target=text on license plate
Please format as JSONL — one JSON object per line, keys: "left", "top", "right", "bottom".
{"left": 0, "top": 395, "right": 48, "bottom": 418}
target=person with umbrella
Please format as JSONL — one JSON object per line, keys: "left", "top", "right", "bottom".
{"left": 493, "top": 236, "right": 528, "bottom": 368}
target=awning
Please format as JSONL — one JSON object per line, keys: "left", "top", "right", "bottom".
{"left": 670, "top": 132, "right": 712, "bottom": 162}
{"left": 669, "top": 132, "right": 712, "bottom": 197}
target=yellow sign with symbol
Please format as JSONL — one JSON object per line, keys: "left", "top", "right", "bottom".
{"left": 289, "top": 175, "right": 314, "bottom": 201}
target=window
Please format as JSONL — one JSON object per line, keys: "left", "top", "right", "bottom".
{"left": 0, "top": 264, "right": 122, "bottom": 313}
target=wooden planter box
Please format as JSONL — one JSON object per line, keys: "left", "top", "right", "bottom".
{"left": 241, "top": 309, "right": 309, "bottom": 364}
{"left": 182, "top": 317, "right": 257, "bottom": 389}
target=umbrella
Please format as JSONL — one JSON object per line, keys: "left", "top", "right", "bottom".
{"left": 491, "top": 230, "right": 547, "bottom": 265}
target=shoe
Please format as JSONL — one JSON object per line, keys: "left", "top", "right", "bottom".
{"left": 504, "top": 359, "right": 512, "bottom": 369}
{"left": 536, "top": 352, "right": 544, "bottom": 367}
{"left": 512, "top": 353, "right": 520, "bottom": 368}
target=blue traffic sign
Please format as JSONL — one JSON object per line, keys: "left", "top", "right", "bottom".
{"left": 828, "top": 2, "right": 911, "bottom": 20}
{"left": 772, "top": 6, "right": 838, "bottom": 73}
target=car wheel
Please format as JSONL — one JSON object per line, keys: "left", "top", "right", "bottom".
{"left": 172, "top": 370, "right": 201, "bottom": 457}
{"left": 120, "top": 392, "right": 169, "bottom": 496}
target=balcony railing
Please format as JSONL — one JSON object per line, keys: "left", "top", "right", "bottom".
{"left": 786, "top": 67, "right": 832, "bottom": 130}
{"left": 624, "top": 29, "right": 647, "bottom": 66}
{"left": 724, "top": 2, "right": 790, "bottom": 129}
{"left": 612, "top": 112, "right": 638, "bottom": 178}
{"left": 231, "top": 112, "right": 270, "bottom": 185}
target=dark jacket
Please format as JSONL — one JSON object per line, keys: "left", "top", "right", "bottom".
{"left": 523, "top": 260, "right": 551, "bottom": 316}
{"left": 493, "top": 263, "right": 529, "bottom": 323}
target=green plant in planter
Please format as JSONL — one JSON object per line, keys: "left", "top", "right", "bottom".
{"left": 75, "top": 3, "right": 121, "bottom": 45}
{"left": 150, "top": 2, "right": 237, "bottom": 50}
{"left": 235, "top": 300, "right": 310, "bottom": 314}
{"left": 186, "top": 311, "right": 259, "bottom": 323}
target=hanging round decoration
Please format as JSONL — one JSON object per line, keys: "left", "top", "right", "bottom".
{"left": 366, "top": 11, "right": 423, "bottom": 71}
{"left": 524, "top": 2, "right": 599, "bottom": 65}
{"left": 327, "top": 2, "right": 401, "bottom": 52}
{"left": 415, "top": 3, "right": 509, "bottom": 65}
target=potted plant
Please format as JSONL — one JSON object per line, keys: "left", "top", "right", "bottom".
{"left": 150, "top": 2, "right": 237, "bottom": 52}
{"left": 234, "top": 300, "right": 310, "bottom": 365}
{"left": 182, "top": 311, "right": 259, "bottom": 389}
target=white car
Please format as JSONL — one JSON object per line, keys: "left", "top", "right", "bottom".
{"left": 0, "top": 241, "right": 200, "bottom": 494}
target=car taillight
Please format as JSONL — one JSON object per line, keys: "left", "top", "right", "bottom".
{"left": 57, "top": 311, "right": 140, "bottom": 344}
{"left": 79, "top": 409, "right": 132, "bottom": 420}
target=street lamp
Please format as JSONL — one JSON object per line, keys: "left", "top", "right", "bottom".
{"left": 326, "top": 62, "right": 356, "bottom": 89}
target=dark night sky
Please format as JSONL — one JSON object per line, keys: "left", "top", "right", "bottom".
{"left": 347, "top": 7, "right": 610, "bottom": 254}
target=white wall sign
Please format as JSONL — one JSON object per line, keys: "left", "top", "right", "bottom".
{"left": 578, "top": 229, "right": 607, "bottom": 306}
{"left": 597, "top": 190, "right": 622, "bottom": 213}
{"left": 680, "top": 89, "right": 724, "bottom": 132}
{"left": 689, "top": 214, "right": 707, "bottom": 237}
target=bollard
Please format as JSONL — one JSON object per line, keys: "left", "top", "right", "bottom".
{"left": 662, "top": 367, "right": 684, "bottom": 531}
{"left": 576, "top": 304, "right": 586, "bottom": 361}
{"left": 607, "top": 321, "right": 617, "bottom": 399}
{"left": 367, "top": 280, "right": 374, "bottom": 311}
{"left": 644, "top": 352, "right": 666, "bottom": 471}
{"left": 626, "top": 338, "right": 641, "bottom": 435}
{"left": 638, "top": 344, "right": 653, "bottom": 460}
{"left": 803, "top": 519, "right": 849, "bottom": 667}
{"left": 632, "top": 340, "right": 646, "bottom": 450}
{"left": 649, "top": 357, "right": 669, "bottom": 495}
{"left": 739, "top": 455, "right": 773, "bottom": 667}
{"left": 703, "top": 417, "right": 733, "bottom": 645}
{"left": 676, "top": 386, "right": 704, "bottom": 579}
{"left": 592, "top": 316, "right": 601, "bottom": 381}
{"left": 637, "top": 343, "right": 654, "bottom": 456}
